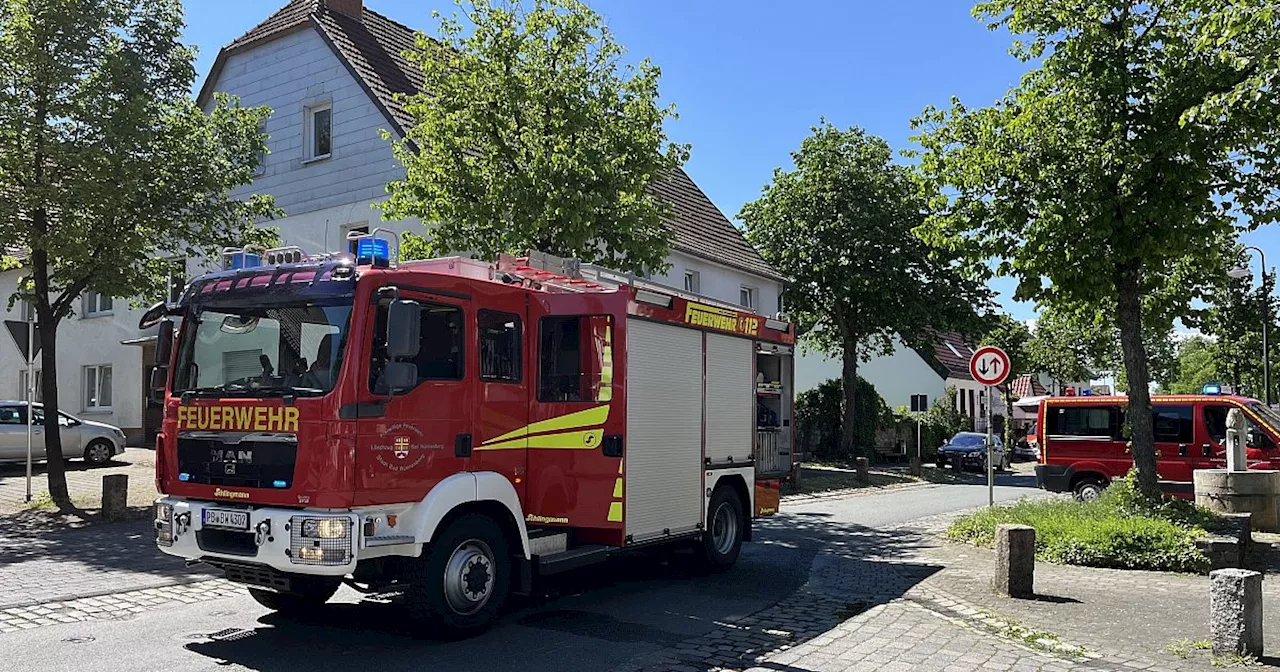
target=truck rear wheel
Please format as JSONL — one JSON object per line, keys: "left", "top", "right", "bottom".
{"left": 700, "top": 485, "right": 745, "bottom": 571}
{"left": 1073, "top": 476, "right": 1107, "bottom": 502}
{"left": 248, "top": 577, "right": 339, "bottom": 616}
{"left": 407, "top": 513, "right": 510, "bottom": 638}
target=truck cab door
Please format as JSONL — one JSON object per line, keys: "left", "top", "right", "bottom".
{"left": 469, "top": 293, "right": 530, "bottom": 504}
{"left": 353, "top": 288, "right": 475, "bottom": 507}
{"left": 1150, "top": 404, "right": 1195, "bottom": 489}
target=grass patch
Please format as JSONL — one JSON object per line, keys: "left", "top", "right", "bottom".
{"left": 947, "top": 477, "right": 1215, "bottom": 573}
{"left": 1166, "top": 639, "right": 1213, "bottom": 658}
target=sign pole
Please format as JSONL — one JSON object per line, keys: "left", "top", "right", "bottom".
{"left": 25, "top": 316, "right": 33, "bottom": 504}
{"left": 986, "top": 385, "right": 994, "bottom": 507}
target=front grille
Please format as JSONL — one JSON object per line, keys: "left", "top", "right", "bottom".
{"left": 197, "top": 529, "right": 258, "bottom": 557}
{"left": 176, "top": 436, "right": 298, "bottom": 489}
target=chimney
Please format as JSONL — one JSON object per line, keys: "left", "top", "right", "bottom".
{"left": 322, "top": 0, "right": 362, "bottom": 20}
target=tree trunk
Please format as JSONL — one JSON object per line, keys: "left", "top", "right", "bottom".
{"left": 840, "top": 336, "right": 860, "bottom": 461}
{"left": 32, "top": 261, "right": 72, "bottom": 511}
{"left": 1116, "top": 263, "right": 1160, "bottom": 500}
{"left": 1003, "top": 385, "right": 1016, "bottom": 450}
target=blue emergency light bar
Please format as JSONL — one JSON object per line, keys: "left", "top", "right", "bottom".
{"left": 354, "top": 237, "right": 392, "bottom": 268}
{"left": 1203, "top": 383, "right": 1223, "bottom": 395}
{"left": 225, "top": 252, "right": 262, "bottom": 270}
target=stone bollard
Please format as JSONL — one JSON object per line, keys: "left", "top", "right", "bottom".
{"left": 102, "top": 474, "right": 128, "bottom": 522}
{"left": 855, "top": 457, "right": 869, "bottom": 485}
{"left": 994, "top": 524, "right": 1035, "bottom": 598}
{"left": 1210, "top": 568, "right": 1263, "bottom": 659}
{"left": 908, "top": 456, "right": 923, "bottom": 478}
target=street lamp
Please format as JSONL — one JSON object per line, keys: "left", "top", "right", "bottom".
{"left": 1229, "top": 246, "right": 1271, "bottom": 405}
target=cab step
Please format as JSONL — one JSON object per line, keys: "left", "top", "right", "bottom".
{"left": 535, "top": 545, "right": 611, "bottom": 576}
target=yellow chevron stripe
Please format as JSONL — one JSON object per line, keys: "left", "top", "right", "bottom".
{"left": 607, "top": 501, "right": 622, "bottom": 523}
{"left": 481, "top": 405, "right": 610, "bottom": 446}
{"left": 476, "top": 429, "right": 604, "bottom": 451}
{"left": 613, "top": 478, "right": 622, "bottom": 498}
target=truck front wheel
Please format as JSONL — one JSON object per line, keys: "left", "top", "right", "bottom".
{"left": 248, "top": 576, "right": 339, "bottom": 616}
{"left": 407, "top": 513, "right": 511, "bottom": 638}
{"left": 700, "top": 485, "right": 745, "bottom": 571}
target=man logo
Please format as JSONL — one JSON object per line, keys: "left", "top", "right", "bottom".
{"left": 394, "top": 436, "right": 410, "bottom": 460}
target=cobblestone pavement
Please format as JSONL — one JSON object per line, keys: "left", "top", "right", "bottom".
{"left": 0, "top": 515, "right": 218, "bottom": 609}
{"left": 0, "top": 447, "right": 159, "bottom": 513}
{"left": 0, "top": 581, "right": 239, "bottom": 633}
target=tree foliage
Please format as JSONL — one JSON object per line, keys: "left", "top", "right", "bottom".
{"left": 0, "top": 0, "right": 275, "bottom": 508}
{"left": 741, "top": 122, "right": 988, "bottom": 457}
{"left": 1184, "top": 247, "right": 1278, "bottom": 401}
{"left": 1167, "top": 336, "right": 1219, "bottom": 394}
{"left": 913, "top": 0, "right": 1280, "bottom": 498}
{"left": 795, "top": 377, "right": 887, "bottom": 462}
{"left": 383, "top": 0, "right": 689, "bottom": 274}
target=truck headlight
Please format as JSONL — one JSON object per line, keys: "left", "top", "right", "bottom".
{"left": 156, "top": 502, "right": 173, "bottom": 523}
{"left": 301, "top": 517, "right": 349, "bottom": 539}
{"left": 155, "top": 502, "right": 174, "bottom": 547}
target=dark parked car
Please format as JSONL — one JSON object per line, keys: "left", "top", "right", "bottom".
{"left": 935, "top": 431, "right": 1007, "bottom": 472}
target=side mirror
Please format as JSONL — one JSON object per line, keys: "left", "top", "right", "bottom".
{"left": 149, "top": 367, "right": 168, "bottom": 402}
{"left": 386, "top": 300, "right": 421, "bottom": 359}
{"left": 384, "top": 361, "right": 417, "bottom": 394}
{"left": 1248, "top": 427, "right": 1265, "bottom": 449}
{"left": 155, "top": 319, "right": 174, "bottom": 366}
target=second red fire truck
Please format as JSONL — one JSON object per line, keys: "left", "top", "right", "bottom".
{"left": 145, "top": 233, "right": 796, "bottom": 635}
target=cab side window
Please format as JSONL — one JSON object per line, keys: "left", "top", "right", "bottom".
{"left": 538, "top": 315, "right": 613, "bottom": 402}
{"left": 1047, "top": 406, "right": 1119, "bottom": 438}
{"left": 1204, "top": 405, "right": 1276, "bottom": 450}
{"left": 479, "top": 311, "right": 521, "bottom": 383}
{"left": 0, "top": 407, "right": 20, "bottom": 425}
{"left": 1152, "top": 405, "right": 1193, "bottom": 443}
{"left": 369, "top": 299, "right": 465, "bottom": 393}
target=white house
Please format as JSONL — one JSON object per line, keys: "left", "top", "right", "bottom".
{"left": 0, "top": 0, "right": 784, "bottom": 444}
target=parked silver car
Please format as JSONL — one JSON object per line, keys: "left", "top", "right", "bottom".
{"left": 0, "top": 401, "right": 126, "bottom": 465}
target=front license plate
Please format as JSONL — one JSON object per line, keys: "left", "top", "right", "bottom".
{"left": 203, "top": 509, "right": 249, "bottom": 531}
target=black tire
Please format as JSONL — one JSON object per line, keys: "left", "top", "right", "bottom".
{"left": 84, "top": 440, "right": 114, "bottom": 466}
{"left": 406, "top": 513, "right": 510, "bottom": 638}
{"left": 1073, "top": 477, "right": 1107, "bottom": 502}
{"left": 248, "top": 576, "right": 339, "bottom": 616}
{"left": 699, "top": 486, "right": 745, "bottom": 571}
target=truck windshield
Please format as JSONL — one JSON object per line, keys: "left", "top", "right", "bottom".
{"left": 173, "top": 299, "right": 353, "bottom": 397}
{"left": 1248, "top": 402, "right": 1280, "bottom": 436}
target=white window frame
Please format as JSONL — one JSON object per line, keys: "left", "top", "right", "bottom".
{"left": 683, "top": 270, "right": 700, "bottom": 294}
{"left": 83, "top": 364, "right": 113, "bottom": 412}
{"left": 252, "top": 120, "right": 268, "bottom": 176}
{"left": 83, "top": 292, "right": 113, "bottom": 318}
{"left": 739, "top": 286, "right": 756, "bottom": 310}
{"left": 303, "top": 102, "right": 333, "bottom": 163}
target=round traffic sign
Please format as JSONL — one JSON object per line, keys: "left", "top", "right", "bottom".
{"left": 969, "top": 345, "right": 1011, "bottom": 387}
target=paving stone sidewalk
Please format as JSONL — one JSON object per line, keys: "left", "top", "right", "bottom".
{"left": 0, "top": 515, "right": 218, "bottom": 609}
{"left": 0, "top": 447, "right": 160, "bottom": 514}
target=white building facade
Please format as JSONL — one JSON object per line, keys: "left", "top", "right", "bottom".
{"left": 0, "top": 0, "right": 783, "bottom": 444}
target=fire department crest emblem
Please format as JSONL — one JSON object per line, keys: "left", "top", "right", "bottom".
{"left": 394, "top": 436, "right": 411, "bottom": 460}
{"left": 372, "top": 423, "right": 444, "bottom": 472}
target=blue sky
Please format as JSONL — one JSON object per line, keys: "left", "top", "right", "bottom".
{"left": 182, "top": 1, "right": 1276, "bottom": 322}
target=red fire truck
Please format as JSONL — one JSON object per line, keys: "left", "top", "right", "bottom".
{"left": 143, "top": 233, "right": 796, "bottom": 635}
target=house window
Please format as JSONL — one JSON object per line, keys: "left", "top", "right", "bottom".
{"left": 739, "top": 286, "right": 755, "bottom": 309}
{"left": 84, "top": 292, "right": 113, "bottom": 317}
{"left": 18, "top": 369, "right": 42, "bottom": 402}
{"left": 252, "top": 120, "right": 268, "bottom": 176}
{"left": 304, "top": 103, "right": 332, "bottom": 162}
{"left": 479, "top": 311, "right": 522, "bottom": 382}
{"left": 683, "top": 270, "right": 700, "bottom": 294}
{"left": 166, "top": 258, "right": 186, "bottom": 304}
{"left": 84, "top": 365, "right": 112, "bottom": 411}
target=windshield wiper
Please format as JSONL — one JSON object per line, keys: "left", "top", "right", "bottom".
{"left": 179, "top": 384, "right": 254, "bottom": 399}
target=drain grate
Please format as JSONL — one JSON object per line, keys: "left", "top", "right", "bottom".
{"left": 60, "top": 636, "right": 95, "bottom": 644}
{"left": 205, "top": 627, "right": 255, "bottom": 642}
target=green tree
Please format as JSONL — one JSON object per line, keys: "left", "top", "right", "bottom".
{"left": 383, "top": 0, "right": 689, "bottom": 274}
{"left": 1186, "top": 248, "right": 1278, "bottom": 400}
{"left": 913, "top": 1, "right": 1280, "bottom": 498}
{"left": 741, "top": 123, "right": 988, "bottom": 460}
{"left": 1026, "top": 305, "right": 1109, "bottom": 392}
{"left": 0, "top": 0, "right": 275, "bottom": 509}
{"left": 1167, "top": 336, "right": 1219, "bottom": 394}
{"left": 981, "top": 314, "right": 1032, "bottom": 448}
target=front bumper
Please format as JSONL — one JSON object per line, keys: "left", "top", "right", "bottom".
{"left": 154, "top": 497, "right": 358, "bottom": 576}
{"left": 1035, "top": 464, "right": 1072, "bottom": 492}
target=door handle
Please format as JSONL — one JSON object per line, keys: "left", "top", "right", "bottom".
{"left": 602, "top": 434, "right": 624, "bottom": 458}
{"left": 1202, "top": 444, "right": 1214, "bottom": 458}
{"left": 455, "top": 433, "right": 473, "bottom": 458}
{"left": 1178, "top": 444, "right": 1189, "bottom": 457}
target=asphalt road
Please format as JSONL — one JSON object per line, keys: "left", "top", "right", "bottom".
{"left": 0, "top": 471, "right": 1046, "bottom": 672}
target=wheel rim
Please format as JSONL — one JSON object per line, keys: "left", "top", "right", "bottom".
{"left": 711, "top": 501, "right": 738, "bottom": 555}
{"left": 88, "top": 443, "right": 110, "bottom": 463}
{"left": 442, "top": 539, "right": 496, "bottom": 616}
{"left": 1079, "top": 484, "right": 1102, "bottom": 501}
